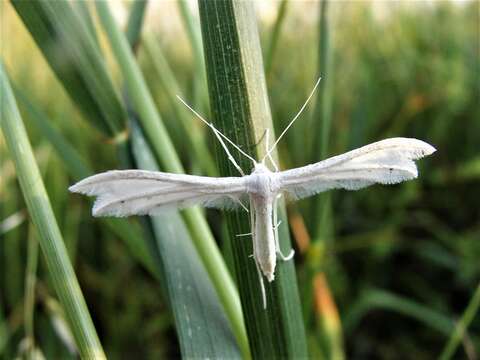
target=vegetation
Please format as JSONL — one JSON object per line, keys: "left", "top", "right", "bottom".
{"left": 1, "top": 1, "right": 478, "bottom": 359}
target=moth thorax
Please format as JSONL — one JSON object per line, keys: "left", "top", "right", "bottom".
{"left": 246, "top": 171, "right": 278, "bottom": 197}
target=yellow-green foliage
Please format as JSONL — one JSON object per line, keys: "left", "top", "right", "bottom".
{"left": 1, "top": 1, "right": 478, "bottom": 359}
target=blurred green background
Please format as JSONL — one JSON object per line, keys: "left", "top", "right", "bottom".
{"left": 1, "top": 0, "right": 479, "bottom": 359}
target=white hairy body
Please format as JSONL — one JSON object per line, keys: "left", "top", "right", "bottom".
{"left": 69, "top": 138, "right": 435, "bottom": 287}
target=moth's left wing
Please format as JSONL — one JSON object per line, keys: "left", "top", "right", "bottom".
{"left": 69, "top": 170, "right": 247, "bottom": 217}
{"left": 277, "top": 138, "right": 436, "bottom": 200}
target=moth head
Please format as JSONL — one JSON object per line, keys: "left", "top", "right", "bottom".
{"left": 252, "top": 162, "right": 271, "bottom": 174}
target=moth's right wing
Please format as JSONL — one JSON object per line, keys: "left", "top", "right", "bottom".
{"left": 277, "top": 138, "right": 436, "bottom": 200}
{"left": 69, "top": 170, "right": 247, "bottom": 217}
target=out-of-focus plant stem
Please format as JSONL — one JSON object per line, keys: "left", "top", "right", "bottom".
{"left": 24, "top": 224, "right": 39, "bottom": 358}
{"left": 0, "top": 62, "right": 105, "bottom": 359}
{"left": 439, "top": 282, "right": 480, "bottom": 360}
{"left": 309, "top": 1, "right": 344, "bottom": 359}
{"left": 265, "top": 0, "right": 289, "bottom": 77}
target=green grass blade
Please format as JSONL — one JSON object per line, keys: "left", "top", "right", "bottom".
{"left": 312, "top": 0, "right": 334, "bottom": 160}
{"left": 265, "top": 0, "right": 289, "bottom": 76}
{"left": 94, "top": 2, "right": 248, "bottom": 356}
{"left": 0, "top": 301, "right": 8, "bottom": 355}
{"left": 344, "top": 288, "right": 455, "bottom": 336}
{"left": 14, "top": 85, "right": 158, "bottom": 279}
{"left": 95, "top": 1, "right": 181, "bottom": 172}
{"left": 0, "top": 62, "right": 105, "bottom": 359}
{"left": 11, "top": 0, "right": 126, "bottom": 136}
{"left": 309, "top": 3, "right": 343, "bottom": 356}
{"left": 125, "top": 0, "right": 148, "bottom": 49}
{"left": 24, "top": 223, "right": 39, "bottom": 357}
{"left": 123, "top": 6, "right": 241, "bottom": 356}
{"left": 142, "top": 34, "right": 217, "bottom": 176}
{"left": 199, "top": 1, "right": 308, "bottom": 357}
{"left": 176, "top": 0, "right": 207, "bottom": 110}
{"left": 14, "top": 87, "right": 91, "bottom": 180}
{"left": 129, "top": 119, "right": 241, "bottom": 358}
{"left": 439, "top": 281, "right": 480, "bottom": 360}
{"left": 311, "top": 0, "right": 335, "bottom": 239}
{"left": 72, "top": 1, "right": 100, "bottom": 50}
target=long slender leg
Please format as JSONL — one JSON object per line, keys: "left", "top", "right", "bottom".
{"left": 228, "top": 195, "right": 249, "bottom": 213}
{"left": 236, "top": 233, "right": 252, "bottom": 237}
{"left": 273, "top": 194, "right": 295, "bottom": 261}
{"left": 247, "top": 198, "right": 255, "bottom": 243}
{"left": 212, "top": 128, "right": 245, "bottom": 176}
{"left": 235, "top": 196, "right": 251, "bottom": 236}
{"left": 255, "top": 260, "right": 267, "bottom": 309}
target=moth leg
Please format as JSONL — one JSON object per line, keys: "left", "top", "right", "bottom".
{"left": 236, "top": 232, "right": 252, "bottom": 237}
{"left": 254, "top": 257, "right": 267, "bottom": 309}
{"left": 229, "top": 196, "right": 249, "bottom": 213}
{"left": 273, "top": 220, "right": 282, "bottom": 230}
{"left": 273, "top": 195, "right": 295, "bottom": 261}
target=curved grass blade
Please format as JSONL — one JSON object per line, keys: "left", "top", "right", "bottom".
{"left": 176, "top": 0, "right": 207, "bottom": 110}
{"left": 0, "top": 62, "right": 105, "bottom": 359}
{"left": 13, "top": 84, "right": 157, "bottom": 278}
{"left": 265, "top": 0, "right": 289, "bottom": 76}
{"left": 130, "top": 119, "right": 241, "bottom": 358}
{"left": 24, "top": 224, "right": 39, "bottom": 358}
{"left": 439, "top": 281, "right": 480, "bottom": 360}
{"left": 0, "top": 302, "right": 8, "bottom": 355}
{"left": 199, "top": 1, "right": 308, "bottom": 357}
{"left": 142, "top": 34, "right": 217, "bottom": 176}
{"left": 94, "top": 3, "right": 249, "bottom": 356}
{"left": 123, "top": 5, "right": 241, "bottom": 357}
{"left": 308, "top": 2, "right": 344, "bottom": 358}
{"left": 72, "top": 1, "right": 100, "bottom": 50}
{"left": 311, "top": 0, "right": 335, "bottom": 239}
{"left": 13, "top": 87, "right": 91, "bottom": 181}
{"left": 11, "top": 0, "right": 126, "bottom": 136}
{"left": 344, "top": 288, "right": 455, "bottom": 336}
{"left": 124, "top": 0, "right": 147, "bottom": 50}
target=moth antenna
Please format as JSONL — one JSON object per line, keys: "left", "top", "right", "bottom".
{"left": 263, "top": 129, "right": 279, "bottom": 171}
{"left": 176, "top": 96, "right": 256, "bottom": 174}
{"left": 261, "top": 128, "right": 269, "bottom": 165}
{"left": 262, "top": 76, "right": 322, "bottom": 162}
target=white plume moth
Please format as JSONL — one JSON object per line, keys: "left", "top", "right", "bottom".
{"left": 69, "top": 78, "right": 435, "bottom": 308}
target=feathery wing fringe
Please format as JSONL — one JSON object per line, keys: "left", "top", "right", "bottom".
{"left": 69, "top": 170, "right": 247, "bottom": 217}
{"left": 277, "top": 138, "right": 436, "bottom": 200}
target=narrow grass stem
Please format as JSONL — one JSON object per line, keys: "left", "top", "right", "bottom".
{"left": 24, "top": 224, "right": 39, "bottom": 357}
{"left": 0, "top": 62, "right": 105, "bottom": 359}
{"left": 439, "top": 282, "right": 480, "bottom": 360}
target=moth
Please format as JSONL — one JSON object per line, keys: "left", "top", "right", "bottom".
{"left": 69, "top": 78, "right": 436, "bottom": 307}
